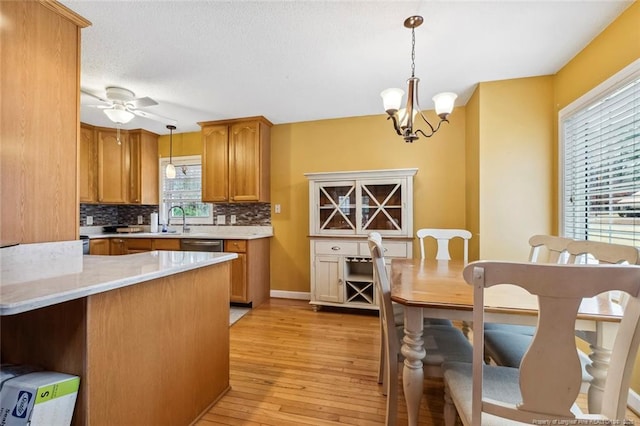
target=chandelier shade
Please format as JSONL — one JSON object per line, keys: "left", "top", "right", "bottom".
{"left": 381, "top": 15, "right": 457, "bottom": 143}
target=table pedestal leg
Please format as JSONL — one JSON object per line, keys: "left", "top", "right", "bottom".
{"left": 402, "top": 306, "right": 425, "bottom": 426}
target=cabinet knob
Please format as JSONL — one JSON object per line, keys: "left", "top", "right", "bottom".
{"left": 331, "top": 246, "right": 341, "bottom": 251}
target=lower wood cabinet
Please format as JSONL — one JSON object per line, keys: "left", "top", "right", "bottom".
{"left": 224, "top": 239, "right": 270, "bottom": 307}
{"left": 89, "top": 238, "right": 110, "bottom": 255}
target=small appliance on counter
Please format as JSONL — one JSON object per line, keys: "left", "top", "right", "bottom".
{"left": 80, "top": 235, "right": 89, "bottom": 255}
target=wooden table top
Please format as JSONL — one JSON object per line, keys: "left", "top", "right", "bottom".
{"left": 390, "top": 258, "right": 624, "bottom": 322}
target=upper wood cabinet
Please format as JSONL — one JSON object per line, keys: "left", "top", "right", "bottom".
{"left": 199, "top": 116, "right": 272, "bottom": 203}
{"left": 0, "top": 1, "right": 90, "bottom": 246}
{"left": 97, "top": 128, "right": 129, "bottom": 204}
{"left": 82, "top": 124, "right": 159, "bottom": 205}
{"left": 128, "top": 129, "right": 159, "bottom": 205}
{"left": 80, "top": 124, "right": 98, "bottom": 203}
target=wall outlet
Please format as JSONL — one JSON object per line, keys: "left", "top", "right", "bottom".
{"left": 216, "top": 214, "right": 226, "bottom": 225}
{"left": 275, "top": 204, "right": 281, "bottom": 214}
{"left": 137, "top": 215, "right": 144, "bottom": 225}
{"left": 86, "top": 216, "right": 93, "bottom": 226}
{"left": 230, "top": 214, "right": 236, "bottom": 225}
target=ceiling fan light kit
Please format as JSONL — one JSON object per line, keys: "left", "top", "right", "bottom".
{"left": 381, "top": 15, "right": 457, "bottom": 143}
{"left": 81, "top": 86, "right": 177, "bottom": 128}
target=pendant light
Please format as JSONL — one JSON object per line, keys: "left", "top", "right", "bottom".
{"left": 380, "top": 16, "right": 457, "bottom": 143}
{"left": 166, "top": 125, "right": 176, "bottom": 179}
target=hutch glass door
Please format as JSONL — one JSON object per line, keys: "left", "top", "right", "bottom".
{"left": 360, "top": 181, "right": 403, "bottom": 233}
{"left": 318, "top": 182, "right": 356, "bottom": 232}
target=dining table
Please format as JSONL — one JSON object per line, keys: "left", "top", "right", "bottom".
{"left": 390, "top": 258, "right": 624, "bottom": 426}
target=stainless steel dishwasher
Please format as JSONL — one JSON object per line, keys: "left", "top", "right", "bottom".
{"left": 180, "top": 239, "right": 224, "bottom": 252}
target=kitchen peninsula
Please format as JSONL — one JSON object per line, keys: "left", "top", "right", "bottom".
{"left": 0, "top": 241, "right": 237, "bottom": 425}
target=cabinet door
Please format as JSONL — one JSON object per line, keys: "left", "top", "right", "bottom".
{"left": 359, "top": 179, "right": 406, "bottom": 235}
{"left": 80, "top": 125, "right": 97, "bottom": 203}
{"left": 202, "top": 124, "right": 229, "bottom": 202}
{"left": 314, "top": 181, "right": 357, "bottom": 234}
{"left": 128, "top": 132, "right": 141, "bottom": 204}
{"left": 129, "top": 130, "right": 159, "bottom": 205}
{"left": 125, "top": 238, "right": 152, "bottom": 254}
{"left": 153, "top": 238, "right": 181, "bottom": 251}
{"left": 229, "top": 253, "right": 248, "bottom": 302}
{"left": 89, "top": 239, "right": 110, "bottom": 255}
{"left": 313, "top": 256, "right": 343, "bottom": 303}
{"left": 229, "top": 121, "right": 261, "bottom": 202}
{"left": 110, "top": 238, "right": 128, "bottom": 255}
{"left": 97, "top": 130, "right": 128, "bottom": 203}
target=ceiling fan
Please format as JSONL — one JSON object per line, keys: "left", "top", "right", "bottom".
{"left": 81, "top": 86, "right": 177, "bottom": 126}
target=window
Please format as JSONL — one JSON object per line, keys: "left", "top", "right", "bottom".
{"left": 560, "top": 60, "right": 640, "bottom": 246}
{"left": 160, "top": 155, "right": 213, "bottom": 224}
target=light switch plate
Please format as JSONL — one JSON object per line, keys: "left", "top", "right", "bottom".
{"left": 230, "top": 215, "right": 236, "bottom": 224}
{"left": 137, "top": 215, "right": 143, "bottom": 224}
{"left": 217, "top": 215, "right": 226, "bottom": 225}
{"left": 86, "top": 216, "right": 93, "bottom": 226}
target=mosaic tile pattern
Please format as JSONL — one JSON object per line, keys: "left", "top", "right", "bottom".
{"left": 80, "top": 203, "right": 271, "bottom": 227}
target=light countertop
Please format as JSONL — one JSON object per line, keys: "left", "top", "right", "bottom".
{"left": 1, "top": 240, "right": 237, "bottom": 316}
{"left": 80, "top": 225, "right": 273, "bottom": 240}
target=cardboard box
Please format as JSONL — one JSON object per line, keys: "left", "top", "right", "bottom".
{"left": 0, "top": 371, "right": 79, "bottom": 426}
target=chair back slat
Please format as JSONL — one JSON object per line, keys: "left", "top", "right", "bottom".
{"left": 416, "top": 228, "right": 472, "bottom": 264}
{"left": 464, "top": 261, "right": 640, "bottom": 425}
{"left": 567, "top": 240, "right": 640, "bottom": 265}
{"left": 528, "top": 234, "right": 573, "bottom": 263}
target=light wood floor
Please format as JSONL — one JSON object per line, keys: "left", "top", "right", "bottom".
{"left": 197, "top": 298, "right": 640, "bottom": 426}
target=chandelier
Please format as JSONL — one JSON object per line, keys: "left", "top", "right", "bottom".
{"left": 381, "top": 16, "right": 457, "bottom": 143}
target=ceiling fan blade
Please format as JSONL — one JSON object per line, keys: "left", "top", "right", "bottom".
{"left": 85, "top": 104, "right": 111, "bottom": 109}
{"left": 81, "top": 88, "right": 110, "bottom": 104}
{"left": 128, "top": 96, "right": 158, "bottom": 108}
{"left": 132, "top": 109, "right": 177, "bottom": 126}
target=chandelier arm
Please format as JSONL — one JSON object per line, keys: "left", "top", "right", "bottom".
{"left": 387, "top": 114, "right": 404, "bottom": 136}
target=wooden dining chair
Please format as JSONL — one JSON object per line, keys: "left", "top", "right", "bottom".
{"left": 443, "top": 261, "right": 640, "bottom": 426}
{"left": 416, "top": 228, "right": 472, "bottom": 264}
{"left": 368, "top": 232, "right": 473, "bottom": 426}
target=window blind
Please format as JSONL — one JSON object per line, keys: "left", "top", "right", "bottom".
{"left": 161, "top": 156, "right": 211, "bottom": 220}
{"left": 562, "top": 75, "right": 640, "bottom": 246}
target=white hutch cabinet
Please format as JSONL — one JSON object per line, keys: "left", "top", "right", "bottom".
{"left": 305, "top": 168, "right": 417, "bottom": 311}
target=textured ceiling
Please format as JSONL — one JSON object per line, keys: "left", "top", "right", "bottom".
{"left": 62, "top": 0, "right": 633, "bottom": 135}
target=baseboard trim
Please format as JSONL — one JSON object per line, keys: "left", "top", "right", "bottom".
{"left": 628, "top": 388, "right": 640, "bottom": 416}
{"left": 270, "top": 290, "right": 310, "bottom": 300}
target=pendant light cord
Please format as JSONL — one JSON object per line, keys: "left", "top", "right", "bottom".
{"left": 410, "top": 26, "right": 416, "bottom": 78}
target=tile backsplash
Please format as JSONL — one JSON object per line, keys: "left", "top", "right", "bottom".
{"left": 80, "top": 203, "right": 271, "bottom": 227}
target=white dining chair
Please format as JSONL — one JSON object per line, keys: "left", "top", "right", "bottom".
{"left": 368, "top": 232, "right": 473, "bottom": 426}
{"left": 483, "top": 239, "right": 639, "bottom": 393}
{"left": 416, "top": 228, "right": 472, "bottom": 264}
{"left": 443, "top": 261, "right": 640, "bottom": 426}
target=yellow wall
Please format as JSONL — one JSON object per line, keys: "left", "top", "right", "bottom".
{"left": 158, "top": 131, "right": 202, "bottom": 157}
{"left": 553, "top": 0, "right": 640, "bottom": 395}
{"left": 270, "top": 111, "right": 466, "bottom": 292}
{"left": 465, "top": 87, "right": 480, "bottom": 261}
{"left": 476, "top": 76, "right": 555, "bottom": 261}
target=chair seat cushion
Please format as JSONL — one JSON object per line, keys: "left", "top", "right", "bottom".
{"left": 484, "top": 330, "right": 591, "bottom": 382}
{"left": 484, "top": 322, "right": 536, "bottom": 335}
{"left": 443, "top": 362, "right": 530, "bottom": 426}
{"left": 396, "top": 325, "right": 473, "bottom": 365}
{"left": 392, "top": 301, "right": 453, "bottom": 327}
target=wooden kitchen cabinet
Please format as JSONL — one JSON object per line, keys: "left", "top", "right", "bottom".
{"left": 110, "top": 237, "right": 128, "bottom": 255}
{"left": 224, "top": 239, "right": 270, "bottom": 307}
{"left": 128, "top": 129, "right": 159, "bottom": 205}
{"left": 0, "top": 1, "right": 89, "bottom": 246}
{"left": 124, "top": 238, "right": 152, "bottom": 254}
{"left": 97, "top": 128, "right": 129, "bottom": 204}
{"left": 80, "top": 124, "right": 98, "bottom": 203}
{"left": 89, "top": 238, "right": 110, "bottom": 255}
{"left": 152, "top": 238, "right": 181, "bottom": 251}
{"left": 83, "top": 124, "right": 159, "bottom": 205}
{"left": 199, "top": 116, "right": 272, "bottom": 203}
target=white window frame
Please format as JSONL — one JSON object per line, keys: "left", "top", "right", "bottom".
{"left": 159, "top": 155, "right": 213, "bottom": 225}
{"left": 559, "top": 58, "right": 640, "bottom": 245}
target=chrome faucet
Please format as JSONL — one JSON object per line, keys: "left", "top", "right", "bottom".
{"left": 167, "top": 205, "right": 189, "bottom": 233}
